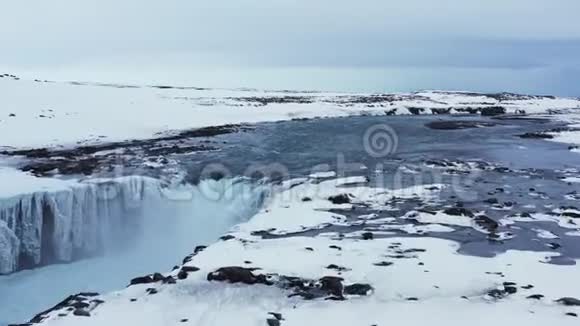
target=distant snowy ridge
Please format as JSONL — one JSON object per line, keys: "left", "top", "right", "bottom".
{"left": 0, "top": 173, "right": 161, "bottom": 274}
{"left": 1, "top": 76, "right": 579, "bottom": 149}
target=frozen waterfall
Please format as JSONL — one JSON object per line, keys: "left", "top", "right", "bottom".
{"left": 0, "top": 176, "right": 160, "bottom": 274}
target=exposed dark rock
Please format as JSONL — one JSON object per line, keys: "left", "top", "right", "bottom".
{"left": 207, "top": 267, "right": 271, "bottom": 285}
{"left": 487, "top": 284, "right": 519, "bottom": 299}
{"left": 454, "top": 107, "right": 480, "bottom": 114}
{"left": 1, "top": 125, "right": 242, "bottom": 177}
{"left": 146, "top": 288, "right": 158, "bottom": 295}
{"left": 182, "top": 266, "right": 200, "bottom": 272}
{"left": 527, "top": 294, "right": 544, "bottom": 300}
{"left": 344, "top": 283, "right": 373, "bottom": 296}
{"left": 266, "top": 319, "right": 281, "bottom": 326}
{"left": 519, "top": 132, "right": 554, "bottom": 139}
{"left": 431, "top": 108, "right": 451, "bottom": 115}
{"left": 325, "top": 296, "right": 346, "bottom": 301}
{"left": 301, "top": 197, "right": 312, "bottom": 202}
{"left": 232, "top": 96, "right": 315, "bottom": 106}
{"left": 72, "top": 309, "right": 90, "bottom": 317}
{"left": 521, "top": 284, "right": 534, "bottom": 290}
{"left": 328, "top": 194, "right": 352, "bottom": 204}
{"left": 319, "top": 276, "right": 344, "bottom": 297}
{"left": 566, "top": 313, "right": 578, "bottom": 317}
{"left": 177, "top": 270, "right": 189, "bottom": 280}
{"left": 182, "top": 254, "right": 194, "bottom": 264}
{"left": 25, "top": 293, "right": 100, "bottom": 324}
{"left": 326, "top": 264, "right": 350, "bottom": 272}
{"left": 556, "top": 297, "right": 580, "bottom": 306}
{"left": 547, "top": 243, "right": 561, "bottom": 250}
{"left": 152, "top": 273, "right": 165, "bottom": 282}
{"left": 401, "top": 248, "right": 426, "bottom": 254}
{"left": 361, "top": 232, "right": 374, "bottom": 240}
{"left": 251, "top": 229, "right": 277, "bottom": 237}
{"left": 487, "top": 289, "right": 506, "bottom": 299}
{"left": 563, "top": 212, "right": 580, "bottom": 219}
{"left": 163, "top": 276, "right": 176, "bottom": 284}
{"left": 443, "top": 207, "right": 474, "bottom": 217}
{"left": 407, "top": 107, "right": 424, "bottom": 115}
{"left": 481, "top": 106, "right": 506, "bottom": 116}
{"left": 504, "top": 286, "right": 518, "bottom": 294}
{"left": 474, "top": 215, "right": 499, "bottom": 232}
{"left": 268, "top": 312, "right": 283, "bottom": 321}
{"left": 70, "top": 301, "right": 90, "bottom": 309}
{"left": 373, "top": 261, "right": 394, "bottom": 267}
{"left": 129, "top": 274, "right": 161, "bottom": 286}
{"left": 182, "top": 245, "right": 207, "bottom": 265}
{"left": 484, "top": 198, "right": 499, "bottom": 204}
{"left": 220, "top": 235, "right": 236, "bottom": 241}
{"left": 426, "top": 120, "right": 497, "bottom": 130}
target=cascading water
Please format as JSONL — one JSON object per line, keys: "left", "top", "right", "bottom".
{"left": 0, "top": 176, "right": 160, "bottom": 274}
{"left": 0, "top": 176, "right": 267, "bottom": 326}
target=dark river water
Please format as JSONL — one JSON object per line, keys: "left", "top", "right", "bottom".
{"left": 178, "top": 114, "right": 580, "bottom": 262}
{"left": 182, "top": 115, "right": 578, "bottom": 179}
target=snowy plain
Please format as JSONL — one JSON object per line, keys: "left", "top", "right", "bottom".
{"left": 1, "top": 76, "right": 580, "bottom": 149}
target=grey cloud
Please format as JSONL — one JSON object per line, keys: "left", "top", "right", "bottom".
{"left": 1, "top": 0, "right": 580, "bottom": 95}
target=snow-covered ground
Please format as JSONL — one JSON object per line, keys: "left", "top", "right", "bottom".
{"left": 25, "top": 176, "right": 580, "bottom": 326}
{"left": 1, "top": 75, "right": 579, "bottom": 149}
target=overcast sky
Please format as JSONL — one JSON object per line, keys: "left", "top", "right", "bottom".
{"left": 1, "top": 0, "right": 579, "bottom": 95}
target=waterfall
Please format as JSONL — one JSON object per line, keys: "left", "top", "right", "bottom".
{"left": 0, "top": 176, "right": 160, "bottom": 274}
